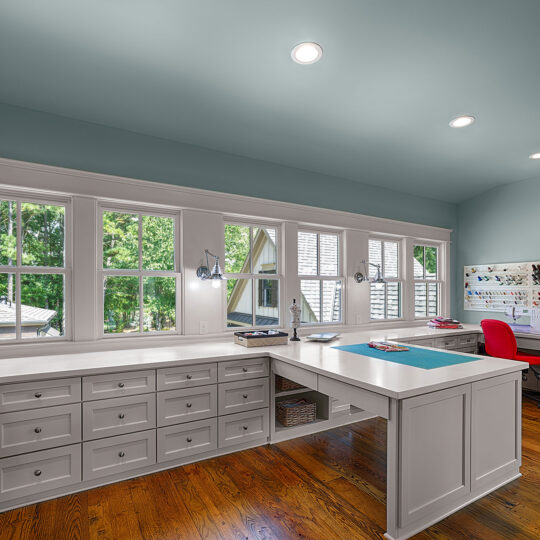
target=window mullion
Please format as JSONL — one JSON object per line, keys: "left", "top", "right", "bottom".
{"left": 15, "top": 200, "right": 22, "bottom": 339}
{"left": 138, "top": 214, "right": 144, "bottom": 334}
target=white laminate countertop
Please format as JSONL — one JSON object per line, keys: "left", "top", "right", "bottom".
{"left": 0, "top": 324, "right": 527, "bottom": 399}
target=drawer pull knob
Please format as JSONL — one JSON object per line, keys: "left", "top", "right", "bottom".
{"left": 34, "top": 427, "right": 42, "bottom": 434}
{"left": 186, "top": 403, "right": 192, "bottom": 408}
{"left": 118, "top": 382, "right": 125, "bottom": 388}
{"left": 118, "top": 413, "right": 125, "bottom": 419}
{"left": 34, "top": 392, "right": 42, "bottom": 398}
{"left": 186, "top": 374, "right": 193, "bottom": 380}
{"left": 34, "top": 470, "right": 42, "bottom": 477}
{"left": 118, "top": 451, "right": 125, "bottom": 458}
{"left": 242, "top": 425, "right": 248, "bottom": 430}
{"left": 186, "top": 437, "right": 193, "bottom": 443}
{"left": 243, "top": 394, "right": 248, "bottom": 399}
{"left": 242, "top": 367, "right": 248, "bottom": 373}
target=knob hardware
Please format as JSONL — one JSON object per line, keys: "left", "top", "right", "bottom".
{"left": 186, "top": 403, "right": 192, "bottom": 408}
{"left": 118, "top": 382, "right": 125, "bottom": 388}
{"left": 34, "top": 392, "right": 42, "bottom": 398}
{"left": 34, "top": 427, "right": 42, "bottom": 434}
{"left": 118, "top": 413, "right": 125, "bottom": 419}
{"left": 186, "top": 374, "right": 192, "bottom": 380}
{"left": 118, "top": 451, "right": 125, "bottom": 458}
{"left": 187, "top": 437, "right": 193, "bottom": 443}
{"left": 242, "top": 425, "right": 248, "bottom": 430}
{"left": 34, "top": 470, "right": 42, "bottom": 477}
{"left": 243, "top": 394, "right": 248, "bottom": 399}
{"left": 242, "top": 367, "right": 248, "bottom": 373}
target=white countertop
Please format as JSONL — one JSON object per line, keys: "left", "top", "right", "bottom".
{"left": 0, "top": 325, "right": 527, "bottom": 399}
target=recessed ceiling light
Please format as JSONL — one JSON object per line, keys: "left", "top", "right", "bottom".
{"left": 529, "top": 152, "right": 540, "bottom": 160}
{"left": 449, "top": 115, "right": 475, "bottom": 128}
{"left": 291, "top": 42, "right": 323, "bottom": 65}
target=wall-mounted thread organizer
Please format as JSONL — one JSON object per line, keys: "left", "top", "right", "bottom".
{"left": 464, "top": 261, "right": 540, "bottom": 312}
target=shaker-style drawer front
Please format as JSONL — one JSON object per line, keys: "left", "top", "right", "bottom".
{"left": 458, "top": 334, "right": 478, "bottom": 347}
{"left": 82, "top": 371, "right": 155, "bottom": 401}
{"left": 218, "top": 358, "right": 269, "bottom": 383}
{"left": 83, "top": 395, "right": 156, "bottom": 441}
{"left": 157, "top": 363, "right": 217, "bottom": 391}
{"left": 157, "top": 418, "right": 217, "bottom": 463}
{"left": 434, "top": 337, "right": 459, "bottom": 350}
{"left": 218, "top": 378, "right": 269, "bottom": 416}
{"left": 157, "top": 385, "right": 217, "bottom": 427}
{"left": 0, "top": 378, "right": 81, "bottom": 413}
{"left": 82, "top": 430, "right": 156, "bottom": 481}
{"left": 218, "top": 408, "right": 269, "bottom": 449}
{"left": 0, "top": 404, "right": 81, "bottom": 458}
{"left": 0, "top": 444, "right": 81, "bottom": 503}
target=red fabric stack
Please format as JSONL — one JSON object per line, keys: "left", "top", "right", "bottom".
{"left": 427, "top": 316, "right": 463, "bottom": 329}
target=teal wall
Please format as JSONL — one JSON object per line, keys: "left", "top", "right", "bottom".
{"left": 456, "top": 175, "right": 540, "bottom": 324}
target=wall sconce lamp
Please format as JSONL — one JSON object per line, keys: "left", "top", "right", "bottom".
{"left": 196, "top": 250, "right": 227, "bottom": 288}
{"left": 354, "top": 260, "right": 386, "bottom": 290}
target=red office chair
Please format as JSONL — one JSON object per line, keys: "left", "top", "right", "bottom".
{"left": 481, "top": 319, "right": 540, "bottom": 407}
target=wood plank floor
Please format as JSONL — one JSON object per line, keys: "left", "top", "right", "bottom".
{"left": 1, "top": 398, "right": 539, "bottom": 540}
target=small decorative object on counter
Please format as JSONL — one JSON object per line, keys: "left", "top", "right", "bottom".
{"left": 427, "top": 316, "right": 463, "bottom": 329}
{"left": 368, "top": 341, "right": 409, "bottom": 352}
{"left": 234, "top": 329, "right": 288, "bottom": 347}
{"left": 289, "top": 298, "right": 301, "bottom": 341}
{"left": 276, "top": 398, "right": 316, "bottom": 427}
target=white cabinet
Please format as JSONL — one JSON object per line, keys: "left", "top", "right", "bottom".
{"left": 83, "top": 430, "right": 156, "bottom": 481}
{"left": 0, "top": 444, "right": 81, "bottom": 503}
{"left": 0, "top": 404, "right": 81, "bottom": 458}
{"left": 471, "top": 372, "right": 521, "bottom": 491}
{"left": 218, "top": 408, "right": 269, "bottom": 448}
{"left": 157, "top": 385, "right": 217, "bottom": 426}
{"left": 83, "top": 394, "right": 156, "bottom": 440}
{"left": 157, "top": 363, "right": 217, "bottom": 391}
{"left": 218, "top": 378, "right": 269, "bottom": 416}
{"left": 82, "top": 371, "right": 155, "bottom": 401}
{"left": 218, "top": 358, "right": 269, "bottom": 383}
{"left": 0, "top": 378, "right": 81, "bottom": 413}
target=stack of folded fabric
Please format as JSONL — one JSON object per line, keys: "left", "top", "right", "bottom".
{"left": 428, "top": 316, "right": 463, "bottom": 329}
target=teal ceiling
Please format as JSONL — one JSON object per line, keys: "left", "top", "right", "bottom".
{"left": 1, "top": 0, "right": 539, "bottom": 203}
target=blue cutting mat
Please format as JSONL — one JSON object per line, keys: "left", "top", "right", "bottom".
{"left": 331, "top": 343, "right": 480, "bottom": 369}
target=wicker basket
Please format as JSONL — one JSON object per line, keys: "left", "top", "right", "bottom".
{"left": 275, "top": 375, "right": 305, "bottom": 392}
{"left": 234, "top": 331, "right": 288, "bottom": 348}
{"left": 276, "top": 398, "right": 317, "bottom": 427}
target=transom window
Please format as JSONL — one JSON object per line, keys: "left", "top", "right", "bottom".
{"left": 0, "top": 196, "right": 68, "bottom": 341}
{"left": 414, "top": 244, "right": 439, "bottom": 318}
{"left": 100, "top": 209, "right": 179, "bottom": 335}
{"left": 298, "top": 231, "right": 342, "bottom": 324}
{"left": 225, "top": 223, "right": 280, "bottom": 328}
{"left": 369, "top": 238, "right": 401, "bottom": 320}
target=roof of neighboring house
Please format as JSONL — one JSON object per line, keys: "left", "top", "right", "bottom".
{"left": 0, "top": 302, "right": 57, "bottom": 327}
{"left": 227, "top": 312, "right": 279, "bottom": 327}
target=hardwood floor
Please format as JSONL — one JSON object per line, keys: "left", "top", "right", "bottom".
{"left": 1, "top": 398, "right": 539, "bottom": 540}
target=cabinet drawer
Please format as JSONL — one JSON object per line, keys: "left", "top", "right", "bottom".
{"left": 0, "top": 404, "right": 81, "bottom": 458}
{"left": 218, "top": 378, "right": 269, "bottom": 416}
{"left": 218, "top": 358, "right": 269, "bottom": 383}
{"left": 434, "top": 336, "right": 459, "bottom": 350}
{"left": 218, "top": 408, "right": 269, "bottom": 449}
{"left": 410, "top": 338, "right": 434, "bottom": 348}
{"left": 83, "top": 395, "right": 156, "bottom": 441}
{"left": 0, "top": 444, "right": 81, "bottom": 503}
{"left": 0, "top": 378, "right": 81, "bottom": 413}
{"left": 458, "top": 334, "right": 478, "bottom": 347}
{"left": 157, "top": 385, "right": 217, "bottom": 427}
{"left": 456, "top": 346, "right": 477, "bottom": 354}
{"left": 157, "top": 363, "right": 217, "bottom": 391}
{"left": 83, "top": 371, "right": 155, "bottom": 401}
{"left": 157, "top": 418, "right": 217, "bottom": 463}
{"left": 83, "top": 430, "right": 156, "bottom": 481}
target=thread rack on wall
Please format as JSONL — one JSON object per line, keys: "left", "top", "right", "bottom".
{"left": 464, "top": 261, "right": 540, "bottom": 312}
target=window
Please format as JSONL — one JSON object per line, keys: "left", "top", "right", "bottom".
{"left": 369, "top": 238, "right": 401, "bottom": 320}
{"left": 101, "top": 209, "right": 178, "bottom": 335}
{"left": 414, "top": 244, "right": 439, "bottom": 318}
{"left": 225, "top": 223, "right": 279, "bottom": 328}
{"left": 298, "top": 231, "right": 342, "bottom": 324}
{"left": 0, "top": 197, "right": 68, "bottom": 341}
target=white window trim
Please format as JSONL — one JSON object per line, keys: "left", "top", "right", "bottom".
{"left": 368, "top": 236, "right": 404, "bottom": 322}
{"left": 0, "top": 190, "right": 72, "bottom": 342}
{"left": 224, "top": 220, "right": 282, "bottom": 330}
{"left": 98, "top": 204, "right": 181, "bottom": 338}
{"left": 298, "top": 228, "right": 345, "bottom": 326}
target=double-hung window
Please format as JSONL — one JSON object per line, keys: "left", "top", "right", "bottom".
{"left": 101, "top": 208, "right": 179, "bottom": 335}
{"left": 369, "top": 238, "right": 401, "bottom": 320}
{"left": 413, "top": 244, "right": 440, "bottom": 318}
{"left": 225, "top": 223, "right": 280, "bottom": 328}
{"left": 0, "top": 195, "right": 69, "bottom": 341}
{"left": 298, "top": 231, "right": 343, "bottom": 324}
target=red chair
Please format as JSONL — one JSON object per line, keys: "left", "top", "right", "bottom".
{"left": 481, "top": 319, "right": 540, "bottom": 407}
